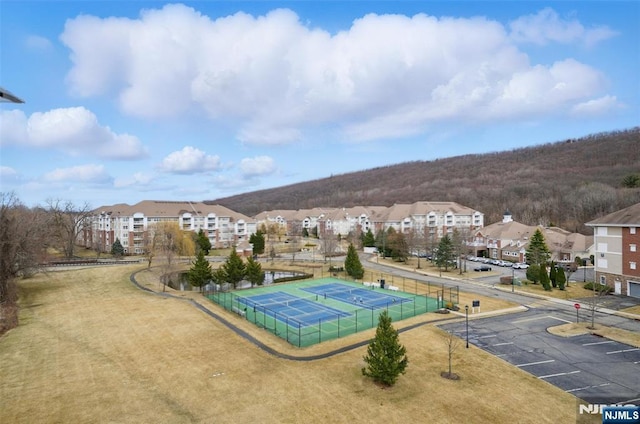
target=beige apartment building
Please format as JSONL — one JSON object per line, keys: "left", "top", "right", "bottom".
{"left": 82, "top": 200, "right": 257, "bottom": 254}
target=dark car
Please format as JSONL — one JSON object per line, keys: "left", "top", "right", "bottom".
{"left": 474, "top": 265, "right": 492, "bottom": 272}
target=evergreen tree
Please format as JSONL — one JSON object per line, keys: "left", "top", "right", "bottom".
{"left": 525, "top": 229, "right": 551, "bottom": 268}
{"left": 302, "top": 227, "right": 309, "bottom": 238}
{"left": 186, "top": 250, "right": 213, "bottom": 291}
{"left": 435, "top": 235, "right": 455, "bottom": 271}
{"left": 220, "top": 248, "right": 246, "bottom": 289}
{"left": 362, "top": 229, "right": 376, "bottom": 247}
{"left": 539, "top": 265, "right": 551, "bottom": 291}
{"left": 111, "top": 238, "right": 125, "bottom": 258}
{"left": 249, "top": 231, "right": 265, "bottom": 255}
{"left": 245, "top": 256, "right": 265, "bottom": 286}
{"left": 526, "top": 264, "right": 540, "bottom": 283}
{"left": 344, "top": 243, "right": 364, "bottom": 279}
{"left": 549, "top": 262, "right": 558, "bottom": 288}
{"left": 557, "top": 266, "right": 567, "bottom": 290}
{"left": 195, "top": 229, "right": 212, "bottom": 255}
{"left": 362, "top": 310, "right": 408, "bottom": 386}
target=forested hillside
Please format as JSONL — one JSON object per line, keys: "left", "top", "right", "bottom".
{"left": 208, "top": 128, "right": 640, "bottom": 233}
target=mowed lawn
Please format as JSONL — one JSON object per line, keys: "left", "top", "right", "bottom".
{"left": 1, "top": 265, "right": 583, "bottom": 424}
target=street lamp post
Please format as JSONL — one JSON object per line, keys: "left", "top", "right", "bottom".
{"left": 583, "top": 259, "right": 587, "bottom": 282}
{"left": 465, "top": 305, "right": 469, "bottom": 348}
{"left": 512, "top": 266, "right": 515, "bottom": 293}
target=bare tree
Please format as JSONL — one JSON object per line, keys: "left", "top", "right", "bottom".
{"left": 1, "top": 193, "right": 49, "bottom": 333}
{"left": 153, "top": 222, "right": 181, "bottom": 292}
{"left": 442, "top": 330, "right": 461, "bottom": 380}
{"left": 47, "top": 199, "right": 93, "bottom": 259}
{"left": 319, "top": 228, "right": 339, "bottom": 267}
{"left": 288, "top": 221, "right": 302, "bottom": 264}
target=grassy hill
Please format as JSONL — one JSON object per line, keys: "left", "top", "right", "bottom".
{"left": 208, "top": 128, "right": 640, "bottom": 233}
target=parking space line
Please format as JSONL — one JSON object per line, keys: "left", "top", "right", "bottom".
{"left": 566, "top": 383, "right": 610, "bottom": 393}
{"left": 582, "top": 340, "right": 616, "bottom": 346}
{"left": 492, "top": 342, "right": 514, "bottom": 346}
{"left": 517, "top": 359, "right": 555, "bottom": 367}
{"left": 477, "top": 335, "right": 497, "bottom": 339}
{"left": 606, "top": 348, "right": 640, "bottom": 355}
{"left": 539, "top": 370, "right": 580, "bottom": 379}
{"left": 546, "top": 315, "right": 572, "bottom": 323}
{"left": 512, "top": 316, "right": 550, "bottom": 324}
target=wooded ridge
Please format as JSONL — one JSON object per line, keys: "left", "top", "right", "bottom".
{"left": 207, "top": 128, "right": 640, "bottom": 234}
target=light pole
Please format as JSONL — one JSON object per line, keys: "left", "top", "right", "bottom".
{"left": 583, "top": 259, "right": 587, "bottom": 282}
{"left": 512, "top": 266, "right": 515, "bottom": 293}
{"left": 465, "top": 305, "right": 469, "bottom": 348}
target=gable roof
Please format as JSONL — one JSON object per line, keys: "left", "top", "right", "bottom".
{"left": 586, "top": 203, "right": 640, "bottom": 227}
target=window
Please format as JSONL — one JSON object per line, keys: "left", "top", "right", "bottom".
{"left": 600, "top": 276, "right": 606, "bottom": 285}
{"left": 631, "top": 227, "right": 637, "bottom": 234}
{"left": 631, "top": 262, "right": 637, "bottom": 270}
{"left": 631, "top": 244, "right": 637, "bottom": 252}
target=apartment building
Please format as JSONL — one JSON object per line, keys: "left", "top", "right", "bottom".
{"left": 253, "top": 201, "right": 483, "bottom": 239}
{"left": 586, "top": 203, "right": 640, "bottom": 298}
{"left": 474, "top": 210, "right": 593, "bottom": 263}
{"left": 83, "top": 200, "right": 257, "bottom": 254}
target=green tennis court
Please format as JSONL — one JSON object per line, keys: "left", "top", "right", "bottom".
{"left": 205, "top": 277, "right": 441, "bottom": 347}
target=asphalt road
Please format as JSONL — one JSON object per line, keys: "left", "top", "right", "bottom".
{"left": 440, "top": 309, "right": 640, "bottom": 405}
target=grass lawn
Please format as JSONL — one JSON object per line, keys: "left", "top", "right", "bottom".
{"left": 1, "top": 265, "right": 588, "bottom": 424}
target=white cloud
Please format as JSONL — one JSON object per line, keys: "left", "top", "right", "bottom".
{"left": 509, "top": 8, "right": 618, "bottom": 46}
{"left": 43, "top": 164, "right": 112, "bottom": 183}
{"left": 60, "top": 6, "right": 619, "bottom": 143}
{"left": 25, "top": 35, "right": 53, "bottom": 51}
{"left": 0, "top": 107, "right": 148, "bottom": 160}
{"left": 240, "top": 156, "right": 276, "bottom": 177}
{"left": 571, "top": 95, "right": 620, "bottom": 116}
{"left": 159, "top": 146, "right": 221, "bottom": 174}
{"left": 0, "top": 166, "right": 19, "bottom": 179}
{"left": 113, "top": 172, "right": 154, "bottom": 188}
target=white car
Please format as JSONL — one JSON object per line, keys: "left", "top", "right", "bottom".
{"left": 513, "top": 262, "right": 529, "bottom": 269}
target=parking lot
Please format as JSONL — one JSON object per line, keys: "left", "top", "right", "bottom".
{"left": 440, "top": 310, "right": 640, "bottom": 404}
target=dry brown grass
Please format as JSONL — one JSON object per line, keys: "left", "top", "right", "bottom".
{"left": 548, "top": 322, "right": 640, "bottom": 348}
{"left": 0, "top": 265, "right": 584, "bottom": 424}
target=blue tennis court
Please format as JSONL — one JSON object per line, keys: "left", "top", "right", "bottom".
{"left": 301, "top": 282, "right": 413, "bottom": 309}
{"left": 236, "top": 291, "right": 351, "bottom": 328}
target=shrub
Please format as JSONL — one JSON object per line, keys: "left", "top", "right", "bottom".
{"left": 583, "top": 282, "right": 612, "bottom": 294}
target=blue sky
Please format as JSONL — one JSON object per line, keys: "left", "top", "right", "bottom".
{"left": 1, "top": 1, "right": 638, "bottom": 208}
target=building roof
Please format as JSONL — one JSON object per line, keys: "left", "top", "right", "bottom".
{"left": 93, "top": 200, "right": 254, "bottom": 221}
{"left": 586, "top": 203, "right": 640, "bottom": 227}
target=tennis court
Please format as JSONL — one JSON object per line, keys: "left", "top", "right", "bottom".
{"left": 206, "top": 277, "right": 442, "bottom": 347}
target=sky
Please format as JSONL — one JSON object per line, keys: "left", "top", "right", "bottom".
{"left": 1, "top": 1, "right": 639, "bottom": 209}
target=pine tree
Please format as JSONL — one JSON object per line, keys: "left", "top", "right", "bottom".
{"left": 186, "top": 250, "right": 213, "bottom": 291}
{"left": 111, "top": 238, "right": 125, "bottom": 258}
{"left": 525, "top": 229, "right": 551, "bottom": 268}
{"left": 556, "top": 266, "right": 567, "bottom": 290}
{"left": 249, "top": 231, "right": 265, "bottom": 255}
{"left": 245, "top": 256, "right": 265, "bottom": 286}
{"left": 220, "top": 248, "right": 246, "bottom": 289}
{"left": 549, "top": 262, "right": 558, "bottom": 288}
{"left": 195, "top": 229, "right": 212, "bottom": 255}
{"left": 539, "top": 265, "right": 551, "bottom": 291}
{"left": 435, "top": 235, "right": 454, "bottom": 271}
{"left": 362, "top": 310, "right": 408, "bottom": 386}
{"left": 344, "top": 243, "right": 364, "bottom": 279}
{"left": 362, "top": 229, "right": 376, "bottom": 247}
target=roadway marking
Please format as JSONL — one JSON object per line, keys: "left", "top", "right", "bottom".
{"left": 477, "top": 335, "right": 497, "bottom": 339}
{"left": 582, "top": 340, "right": 616, "bottom": 346}
{"left": 517, "top": 359, "right": 555, "bottom": 367}
{"left": 566, "top": 383, "right": 610, "bottom": 393}
{"left": 606, "top": 348, "right": 640, "bottom": 355}
{"left": 539, "top": 370, "right": 580, "bottom": 379}
{"left": 492, "top": 342, "right": 514, "bottom": 346}
{"left": 511, "top": 315, "right": 571, "bottom": 324}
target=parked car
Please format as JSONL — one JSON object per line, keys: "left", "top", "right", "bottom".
{"left": 513, "top": 262, "right": 529, "bottom": 269}
{"left": 474, "top": 265, "right": 492, "bottom": 272}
